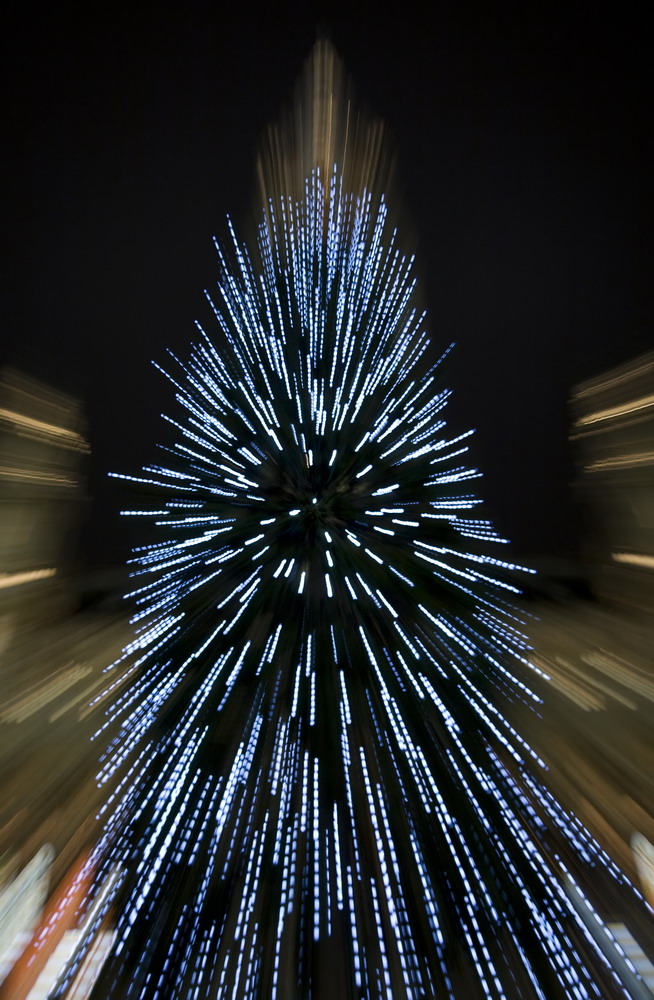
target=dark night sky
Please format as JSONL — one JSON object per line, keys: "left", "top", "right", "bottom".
{"left": 2, "top": 1, "right": 652, "bottom": 566}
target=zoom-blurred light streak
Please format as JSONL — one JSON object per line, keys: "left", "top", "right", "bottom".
{"left": 65, "top": 43, "right": 654, "bottom": 1000}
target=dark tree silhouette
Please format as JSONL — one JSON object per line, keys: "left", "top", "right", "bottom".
{"left": 71, "top": 44, "right": 647, "bottom": 1000}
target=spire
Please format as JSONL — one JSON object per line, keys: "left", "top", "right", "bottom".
{"left": 255, "top": 40, "right": 394, "bottom": 212}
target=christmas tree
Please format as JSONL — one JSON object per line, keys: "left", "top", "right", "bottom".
{"left": 73, "top": 43, "right": 648, "bottom": 1000}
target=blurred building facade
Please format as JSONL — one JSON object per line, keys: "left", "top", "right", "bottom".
{"left": 0, "top": 368, "right": 89, "bottom": 635}
{"left": 570, "top": 350, "right": 654, "bottom": 613}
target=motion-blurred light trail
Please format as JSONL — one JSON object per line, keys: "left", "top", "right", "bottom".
{"left": 60, "top": 42, "right": 654, "bottom": 1000}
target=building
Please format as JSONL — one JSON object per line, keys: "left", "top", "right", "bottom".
{"left": 0, "top": 368, "right": 89, "bottom": 634}
{"left": 570, "top": 350, "right": 654, "bottom": 613}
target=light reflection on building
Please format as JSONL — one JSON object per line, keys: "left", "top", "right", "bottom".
{"left": 570, "top": 349, "right": 654, "bottom": 614}
{"left": 0, "top": 368, "right": 89, "bottom": 634}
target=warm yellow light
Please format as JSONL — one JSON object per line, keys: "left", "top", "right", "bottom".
{"left": 0, "top": 407, "right": 88, "bottom": 450}
{"left": 612, "top": 551, "right": 654, "bottom": 570}
{"left": 0, "top": 568, "right": 56, "bottom": 590}
{"left": 0, "top": 465, "right": 78, "bottom": 485}
{"left": 586, "top": 451, "right": 654, "bottom": 471}
{"left": 576, "top": 392, "right": 654, "bottom": 426}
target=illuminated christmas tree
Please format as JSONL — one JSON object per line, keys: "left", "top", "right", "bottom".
{"left": 74, "top": 43, "right": 649, "bottom": 1000}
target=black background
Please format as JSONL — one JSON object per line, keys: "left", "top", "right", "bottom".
{"left": 2, "top": 1, "right": 652, "bottom": 565}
